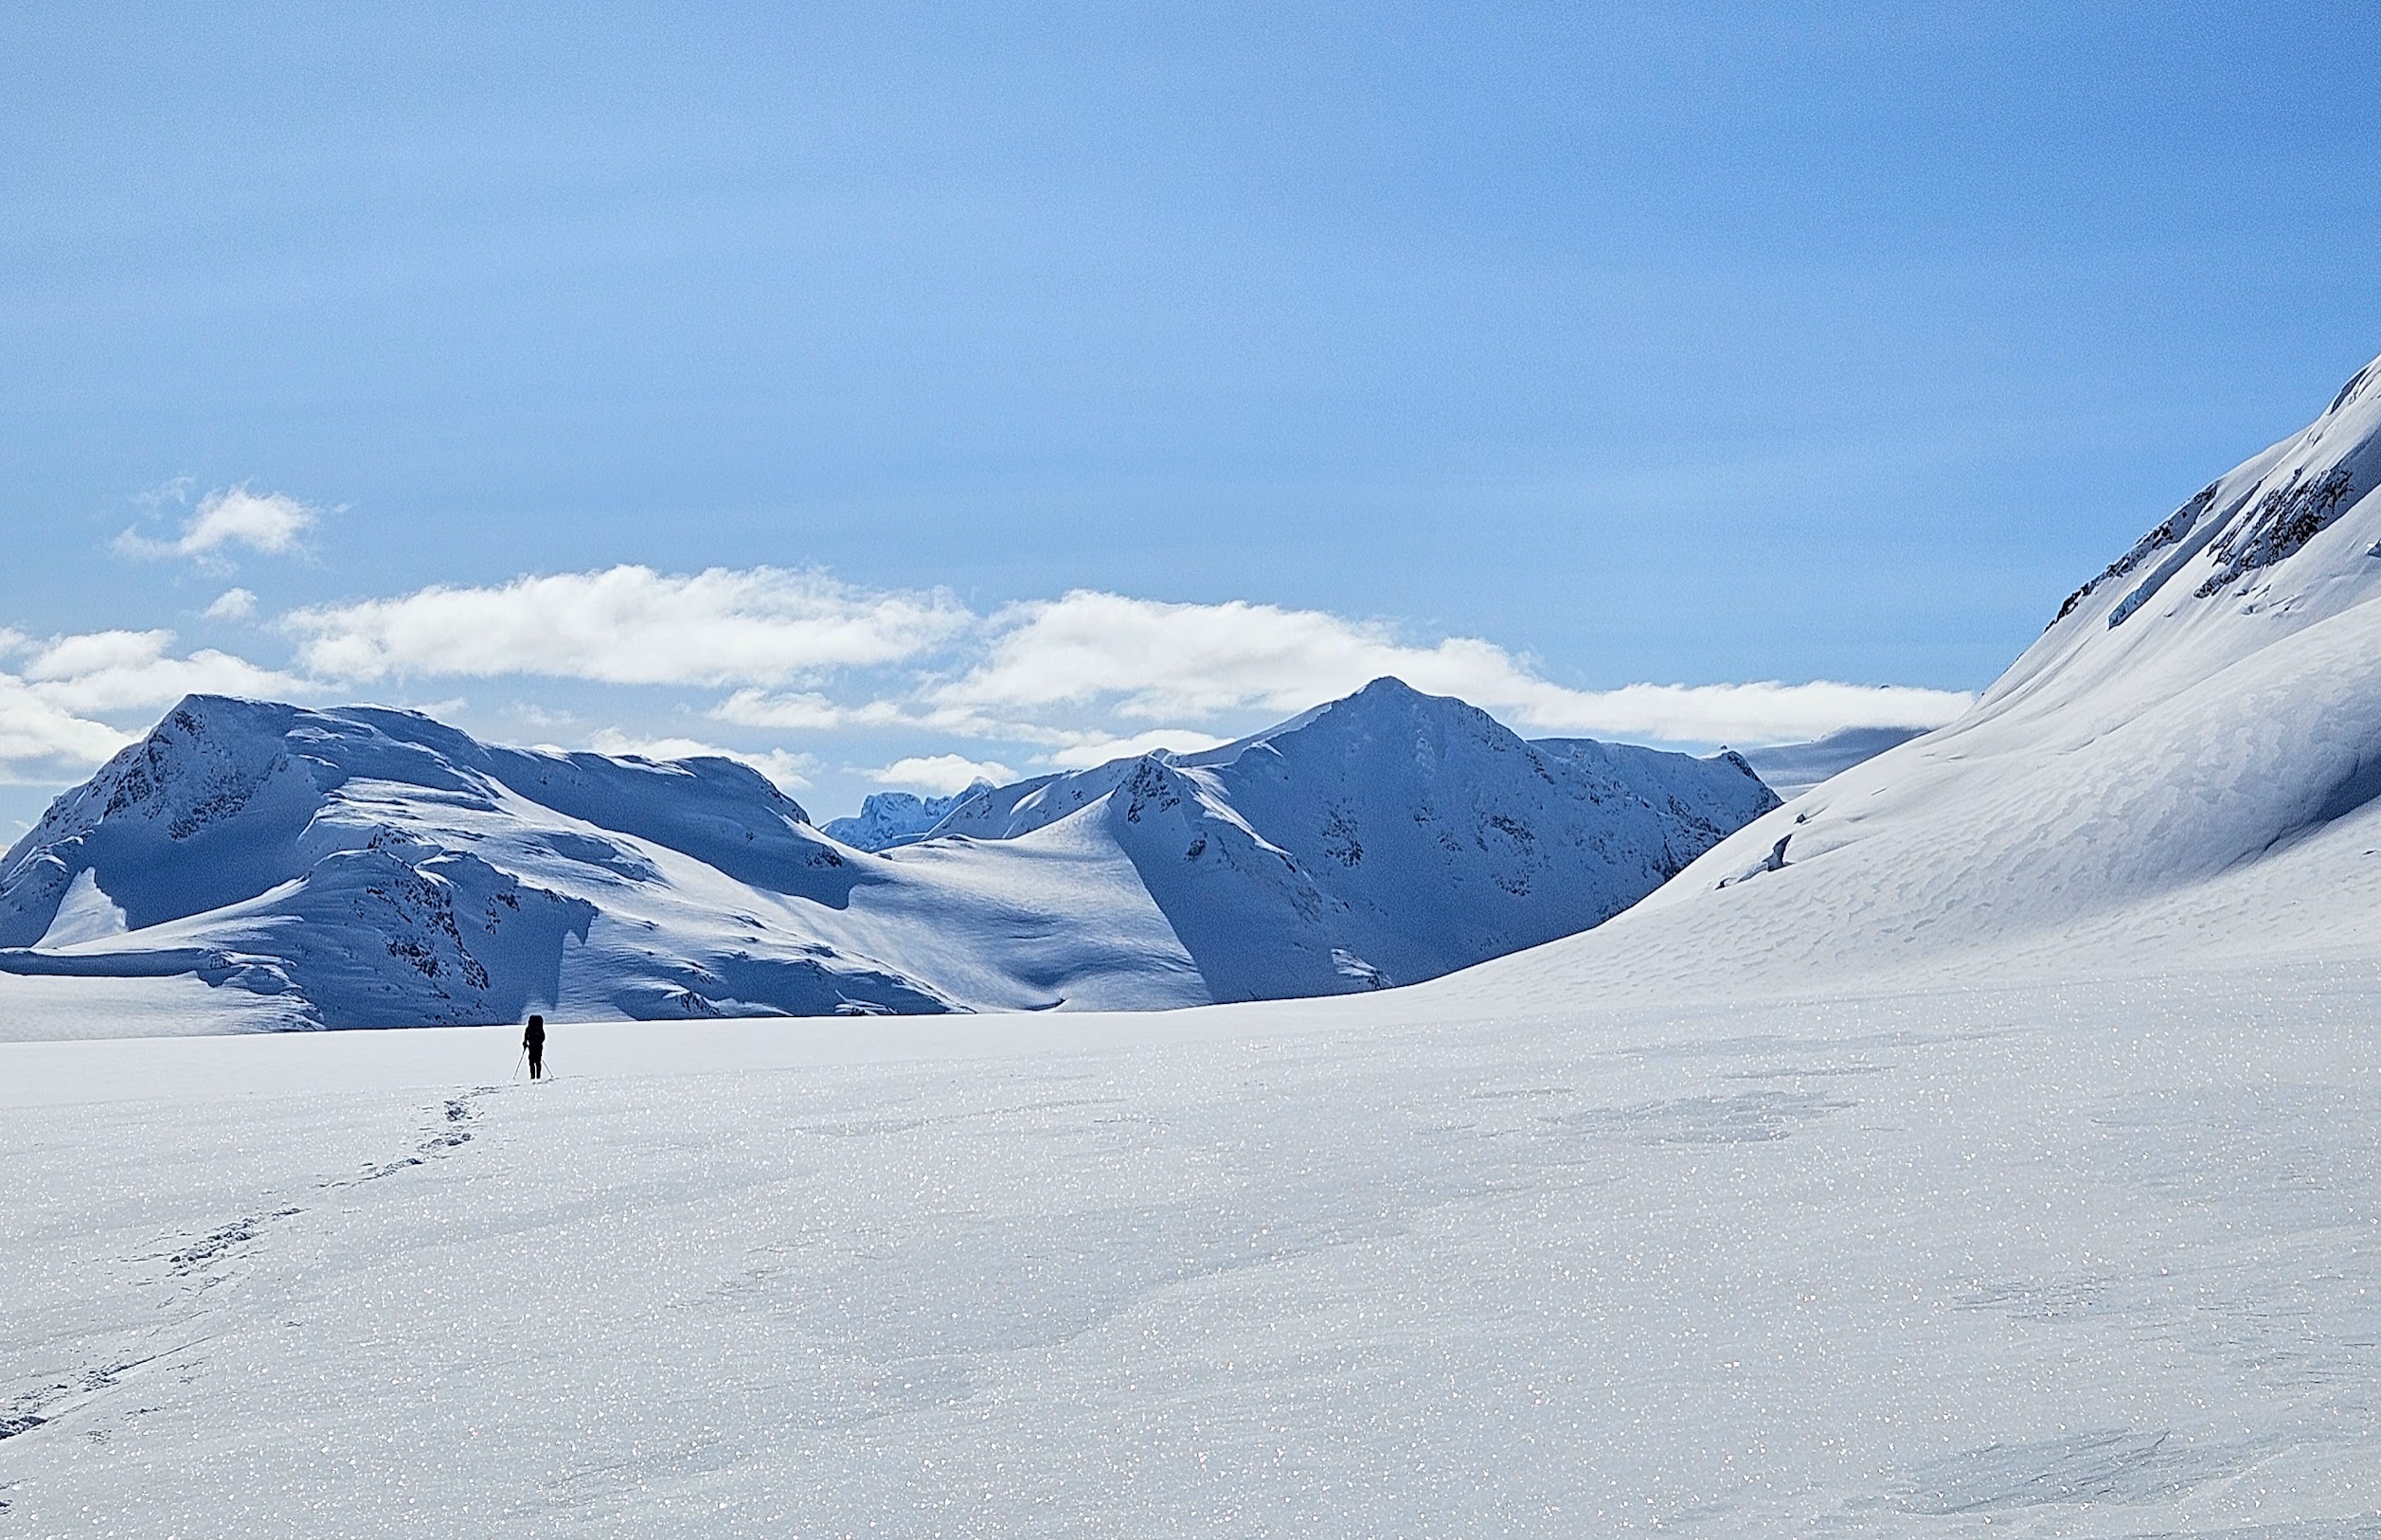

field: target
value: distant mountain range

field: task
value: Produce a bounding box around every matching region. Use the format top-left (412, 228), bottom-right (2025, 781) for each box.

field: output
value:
top-left (0, 678), bottom-right (1779, 1035)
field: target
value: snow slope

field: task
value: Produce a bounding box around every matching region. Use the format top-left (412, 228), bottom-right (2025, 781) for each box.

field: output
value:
top-left (0, 698), bottom-right (1173, 1033)
top-left (0, 683), bottom-right (1775, 1033)
top-left (1430, 348), bottom-right (2381, 1011)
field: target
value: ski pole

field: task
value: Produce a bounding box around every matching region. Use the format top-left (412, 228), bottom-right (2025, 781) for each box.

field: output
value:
top-left (513, 1044), bottom-right (527, 1082)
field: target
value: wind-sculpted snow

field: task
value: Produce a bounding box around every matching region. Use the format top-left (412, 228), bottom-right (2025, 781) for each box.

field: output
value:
top-left (0, 681), bottom-right (1774, 1032)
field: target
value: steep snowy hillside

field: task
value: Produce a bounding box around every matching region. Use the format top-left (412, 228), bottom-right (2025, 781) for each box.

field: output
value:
top-left (1443, 348), bottom-right (2381, 1008)
top-left (821, 785), bottom-right (988, 851)
top-left (0, 684), bottom-right (1776, 1034)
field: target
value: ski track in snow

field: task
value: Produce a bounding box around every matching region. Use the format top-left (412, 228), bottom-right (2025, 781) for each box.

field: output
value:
top-left (3, 963), bottom-right (2378, 1536)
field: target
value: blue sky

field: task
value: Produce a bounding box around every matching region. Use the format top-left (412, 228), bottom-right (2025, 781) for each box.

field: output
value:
top-left (4, 2), bottom-right (2376, 828)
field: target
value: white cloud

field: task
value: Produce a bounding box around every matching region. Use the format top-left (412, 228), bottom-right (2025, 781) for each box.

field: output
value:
top-left (0, 628), bottom-right (316, 784)
top-left (0, 675), bottom-right (134, 784)
top-left (868, 755), bottom-right (1016, 795)
top-left (951, 591), bottom-right (1404, 718)
top-left (710, 689), bottom-right (920, 732)
top-left (22, 630), bottom-right (175, 682)
top-left (17, 630), bottom-right (313, 715)
top-left (0, 571), bottom-right (1975, 800)
top-left (944, 590), bottom-right (1969, 744)
top-left (733, 750), bottom-right (822, 794)
top-left (584, 728), bottom-right (817, 791)
top-left (1045, 727), bottom-right (1231, 768)
top-left (205, 588), bottom-right (260, 622)
top-left (1484, 677), bottom-right (1973, 743)
top-left (117, 487), bottom-right (321, 566)
top-left (287, 566), bottom-right (969, 688)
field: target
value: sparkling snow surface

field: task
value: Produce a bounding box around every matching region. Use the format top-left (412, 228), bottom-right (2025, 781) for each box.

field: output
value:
top-left (5, 960), bottom-right (2377, 1536)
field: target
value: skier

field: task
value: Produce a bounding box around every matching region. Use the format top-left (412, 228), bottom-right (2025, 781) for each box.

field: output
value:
top-left (524, 1013), bottom-right (546, 1081)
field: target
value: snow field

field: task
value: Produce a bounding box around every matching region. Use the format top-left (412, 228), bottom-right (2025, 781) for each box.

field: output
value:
top-left (4, 961), bottom-right (2377, 1535)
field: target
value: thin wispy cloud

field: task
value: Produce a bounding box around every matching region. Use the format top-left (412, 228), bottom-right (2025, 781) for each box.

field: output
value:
top-left (116, 486), bottom-right (323, 568)
top-left (1046, 727), bottom-right (1231, 768)
top-left (710, 689), bottom-right (923, 733)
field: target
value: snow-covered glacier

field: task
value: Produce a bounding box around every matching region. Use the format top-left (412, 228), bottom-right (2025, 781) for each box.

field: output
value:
top-left (0, 679), bottom-right (1776, 1034)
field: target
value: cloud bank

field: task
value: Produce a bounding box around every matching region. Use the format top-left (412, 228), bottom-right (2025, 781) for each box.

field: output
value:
top-left (2, 564), bottom-right (1974, 797)
top-left (277, 566), bottom-right (1967, 748)
top-left (946, 591), bottom-right (1969, 744)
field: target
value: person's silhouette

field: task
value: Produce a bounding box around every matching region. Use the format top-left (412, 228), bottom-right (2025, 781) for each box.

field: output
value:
top-left (524, 1013), bottom-right (546, 1080)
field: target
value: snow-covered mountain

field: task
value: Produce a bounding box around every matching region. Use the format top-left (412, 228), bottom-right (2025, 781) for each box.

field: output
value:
top-left (917, 679), bottom-right (1778, 1000)
top-left (0, 698), bottom-right (981, 1031)
top-left (821, 785), bottom-right (989, 851)
top-left (1433, 348), bottom-right (2381, 1012)
top-left (37, 343), bottom-right (2372, 1043)
top-left (0, 680), bottom-right (1776, 1034)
